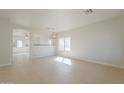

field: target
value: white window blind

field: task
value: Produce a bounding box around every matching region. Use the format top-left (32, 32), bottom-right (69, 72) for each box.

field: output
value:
top-left (65, 37), bottom-right (71, 51)
top-left (58, 37), bottom-right (71, 51)
top-left (58, 38), bottom-right (65, 51)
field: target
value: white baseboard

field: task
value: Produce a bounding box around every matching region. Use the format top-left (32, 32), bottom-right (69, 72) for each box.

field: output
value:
top-left (71, 57), bottom-right (124, 69)
top-left (0, 63), bottom-right (12, 67)
top-left (60, 55), bottom-right (124, 69)
top-left (0, 59), bottom-right (13, 67)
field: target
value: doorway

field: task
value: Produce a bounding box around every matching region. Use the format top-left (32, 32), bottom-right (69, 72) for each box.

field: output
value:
top-left (13, 29), bottom-right (30, 62)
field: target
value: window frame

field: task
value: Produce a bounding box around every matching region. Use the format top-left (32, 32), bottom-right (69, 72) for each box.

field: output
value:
top-left (58, 37), bottom-right (71, 51)
top-left (16, 40), bottom-right (23, 48)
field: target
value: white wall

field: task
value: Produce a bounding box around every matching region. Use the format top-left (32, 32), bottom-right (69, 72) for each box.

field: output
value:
top-left (30, 28), bottom-right (56, 58)
top-left (57, 16), bottom-right (124, 67)
top-left (30, 28), bottom-right (50, 45)
top-left (0, 18), bottom-right (12, 65)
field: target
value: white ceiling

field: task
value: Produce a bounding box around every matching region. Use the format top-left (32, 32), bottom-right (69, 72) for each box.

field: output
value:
top-left (0, 9), bottom-right (124, 32)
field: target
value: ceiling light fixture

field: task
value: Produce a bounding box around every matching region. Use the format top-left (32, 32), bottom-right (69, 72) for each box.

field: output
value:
top-left (84, 9), bottom-right (93, 15)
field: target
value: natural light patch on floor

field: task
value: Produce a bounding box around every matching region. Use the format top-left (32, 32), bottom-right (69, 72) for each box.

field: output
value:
top-left (55, 56), bottom-right (72, 66)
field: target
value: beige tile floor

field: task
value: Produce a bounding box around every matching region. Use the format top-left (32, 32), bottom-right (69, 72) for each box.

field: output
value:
top-left (0, 54), bottom-right (124, 84)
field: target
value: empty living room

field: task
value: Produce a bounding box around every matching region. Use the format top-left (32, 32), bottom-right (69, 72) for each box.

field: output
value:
top-left (0, 9), bottom-right (124, 84)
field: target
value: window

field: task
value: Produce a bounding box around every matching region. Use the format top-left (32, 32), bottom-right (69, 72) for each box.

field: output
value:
top-left (17, 40), bottom-right (23, 48)
top-left (65, 37), bottom-right (71, 51)
top-left (58, 37), bottom-right (71, 51)
top-left (49, 39), bottom-right (52, 46)
top-left (58, 38), bottom-right (64, 51)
